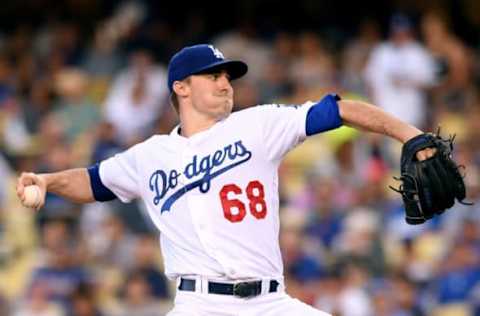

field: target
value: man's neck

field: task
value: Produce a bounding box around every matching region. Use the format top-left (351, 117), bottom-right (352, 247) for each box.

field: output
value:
top-left (178, 112), bottom-right (219, 138)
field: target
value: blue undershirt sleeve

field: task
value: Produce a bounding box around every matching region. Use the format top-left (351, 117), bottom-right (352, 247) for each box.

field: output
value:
top-left (305, 93), bottom-right (343, 136)
top-left (87, 164), bottom-right (117, 202)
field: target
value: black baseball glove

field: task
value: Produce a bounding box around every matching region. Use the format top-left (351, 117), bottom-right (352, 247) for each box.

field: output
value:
top-left (390, 132), bottom-right (470, 225)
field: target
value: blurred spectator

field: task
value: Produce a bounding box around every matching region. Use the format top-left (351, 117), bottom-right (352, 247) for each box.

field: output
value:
top-left (370, 281), bottom-right (396, 316)
top-left (272, 32), bottom-right (296, 63)
top-left (303, 176), bottom-right (344, 250)
top-left (313, 274), bottom-right (342, 315)
top-left (50, 22), bottom-right (83, 67)
top-left (257, 56), bottom-right (293, 103)
top-left (90, 122), bottom-right (123, 164)
top-left (68, 283), bottom-right (103, 316)
top-left (26, 220), bottom-right (91, 312)
top-left (116, 271), bottom-right (167, 316)
top-left (36, 113), bottom-right (67, 153)
top-left (130, 234), bottom-right (170, 300)
top-left (13, 280), bottom-right (64, 316)
top-left (213, 23), bottom-right (271, 83)
top-left (290, 32), bottom-right (336, 91)
top-left (391, 274), bottom-right (425, 316)
top-left (53, 68), bottom-right (100, 143)
top-left (398, 232), bottom-right (446, 287)
top-left (36, 219), bottom-right (70, 263)
top-left (0, 54), bottom-right (32, 154)
top-left (336, 264), bottom-right (373, 316)
top-left (20, 79), bottom-right (54, 134)
top-left (313, 126), bottom-right (364, 208)
top-left (257, 32), bottom-right (296, 103)
top-left (80, 24), bottom-right (125, 106)
top-left (103, 49), bottom-right (168, 146)
top-left (15, 51), bottom-right (36, 97)
top-left (1, 94), bottom-right (32, 155)
top-left (280, 212), bottom-right (325, 287)
top-left (341, 19), bottom-right (381, 96)
top-left (421, 10), bottom-right (474, 112)
top-left (434, 242), bottom-right (480, 304)
top-left (334, 208), bottom-right (386, 277)
top-left (364, 13), bottom-right (436, 129)
top-left (458, 219), bottom-right (480, 253)
top-left (81, 25), bottom-right (124, 79)
top-left (88, 213), bottom-right (138, 271)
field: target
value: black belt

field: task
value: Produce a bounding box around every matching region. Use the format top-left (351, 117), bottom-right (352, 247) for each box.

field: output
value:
top-left (178, 278), bottom-right (279, 298)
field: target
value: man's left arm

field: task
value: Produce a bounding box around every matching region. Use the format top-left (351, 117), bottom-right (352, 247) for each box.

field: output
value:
top-left (338, 100), bottom-right (434, 160)
top-left (336, 98), bottom-right (468, 224)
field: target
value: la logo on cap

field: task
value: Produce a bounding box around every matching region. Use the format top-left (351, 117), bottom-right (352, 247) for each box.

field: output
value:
top-left (208, 45), bottom-right (224, 59)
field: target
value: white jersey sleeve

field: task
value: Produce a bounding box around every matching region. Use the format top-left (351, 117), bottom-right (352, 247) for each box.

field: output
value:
top-left (253, 101), bottom-right (314, 162)
top-left (98, 145), bottom-right (140, 202)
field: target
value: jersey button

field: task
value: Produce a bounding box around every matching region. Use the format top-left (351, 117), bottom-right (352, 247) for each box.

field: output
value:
top-left (229, 268), bottom-right (236, 276)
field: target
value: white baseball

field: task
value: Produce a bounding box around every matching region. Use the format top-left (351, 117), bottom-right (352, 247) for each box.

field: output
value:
top-left (23, 185), bottom-right (42, 208)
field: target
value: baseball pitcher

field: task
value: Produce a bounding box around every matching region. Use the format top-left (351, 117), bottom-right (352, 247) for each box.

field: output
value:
top-left (17, 44), bottom-right (466, 315)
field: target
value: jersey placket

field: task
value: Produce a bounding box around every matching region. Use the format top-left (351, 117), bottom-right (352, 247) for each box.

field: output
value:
top-left (184, 137), bottom-right (235, 277)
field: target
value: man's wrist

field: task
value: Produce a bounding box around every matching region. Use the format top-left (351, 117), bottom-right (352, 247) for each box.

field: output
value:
top-left (400, 128), bottom-right (423, 144)
top-left (38, 174), bottom-right (51, 190)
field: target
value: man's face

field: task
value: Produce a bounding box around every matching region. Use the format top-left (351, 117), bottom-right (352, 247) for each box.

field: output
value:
top-left (391, 29), bottom-right (412, 46)
top-left (188, 70), bottom-right (234, 120)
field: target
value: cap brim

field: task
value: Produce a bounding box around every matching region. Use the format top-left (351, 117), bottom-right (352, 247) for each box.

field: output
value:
top-left (193, 60), bottom-right (248, 81)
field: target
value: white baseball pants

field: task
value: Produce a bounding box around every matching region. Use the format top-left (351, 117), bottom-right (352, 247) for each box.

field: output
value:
top-left (167, 277), bottom-right (331, 316)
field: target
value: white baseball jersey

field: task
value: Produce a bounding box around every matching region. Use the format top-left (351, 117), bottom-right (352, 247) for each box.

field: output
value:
top-left (96, 96), bottom-right (341, 281)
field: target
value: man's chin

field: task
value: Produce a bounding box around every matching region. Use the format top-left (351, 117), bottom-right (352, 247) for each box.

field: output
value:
top-left (213, 104), bottom-right (232, 120)
top-left (216, 108), bottom-right (232, 120)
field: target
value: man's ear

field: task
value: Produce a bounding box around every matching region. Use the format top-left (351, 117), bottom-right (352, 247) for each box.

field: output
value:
top-left (173, 80), bottom-right (189, 97)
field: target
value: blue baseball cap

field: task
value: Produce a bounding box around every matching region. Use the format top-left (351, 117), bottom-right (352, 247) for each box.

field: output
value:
top-left (167, 44), bottom-right (248, 93)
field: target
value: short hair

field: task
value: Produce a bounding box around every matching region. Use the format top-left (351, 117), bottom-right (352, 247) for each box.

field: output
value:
top-left (170, 77), bottom-right (191, 113)
top-left (170, 92), bottom-right (179, 113)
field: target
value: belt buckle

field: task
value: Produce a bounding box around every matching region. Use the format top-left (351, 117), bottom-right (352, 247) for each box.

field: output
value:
top-left (233, 282), bottom-right (255, 298)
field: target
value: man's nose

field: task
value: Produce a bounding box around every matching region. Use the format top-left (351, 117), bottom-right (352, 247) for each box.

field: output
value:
top-left (218, 74), bottom-right (232, 90)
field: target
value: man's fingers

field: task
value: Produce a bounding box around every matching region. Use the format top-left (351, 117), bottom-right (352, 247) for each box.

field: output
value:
top-left (16, 182), bottom-right (23, 196)
top-left (22, 172), bottom-right (36, 184)
top-left (425, 148), bottom-right (437, 158)
top-left (20, 172), bottom-right (39, 186)
top-left (416, 148), bottom-right (438, 161)
top-left (17, 172), bottom-right (40, 203)
top-left (35, 200), bottom-right (45, 211)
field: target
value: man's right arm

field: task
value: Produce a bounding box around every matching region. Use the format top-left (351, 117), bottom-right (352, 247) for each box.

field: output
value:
top-left (16, 168), bottom-right (96, 209)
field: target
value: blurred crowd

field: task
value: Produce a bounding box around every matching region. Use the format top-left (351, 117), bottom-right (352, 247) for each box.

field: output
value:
top-left (1, 1), bottom-right (480, 316)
